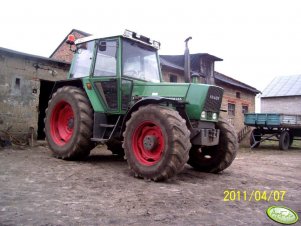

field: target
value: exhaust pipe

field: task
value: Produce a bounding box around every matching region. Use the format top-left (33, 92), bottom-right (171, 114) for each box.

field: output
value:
top-left (184, 37), bottom-right (192, 83)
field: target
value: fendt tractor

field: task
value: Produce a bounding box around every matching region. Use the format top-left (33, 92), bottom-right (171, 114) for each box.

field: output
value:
top-left (45, 30), bottom-right (238, 181)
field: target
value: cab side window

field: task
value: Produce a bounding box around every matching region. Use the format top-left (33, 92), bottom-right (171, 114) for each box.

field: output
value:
top-left (70, 41), bottom-right (94, 78)
top-left (94, 40), bottom-right (117, 77)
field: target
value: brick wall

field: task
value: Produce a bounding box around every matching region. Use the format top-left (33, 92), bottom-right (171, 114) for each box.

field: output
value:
top-left (161, 67), bottom-right (185, 83)
top-left (162, 67), bottom-right (206, 83)
top-left (261, 96), bottom-right (301, 114)
top-left (51, 31), bottom-right (87, 63)
top-left (0, 51), bottom-right (69, 140)
top-left (217, 82), bottom-right (255, 132)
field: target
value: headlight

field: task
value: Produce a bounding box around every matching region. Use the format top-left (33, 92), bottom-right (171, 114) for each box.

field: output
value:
top-left (201, 111), bottom-right (206, 119)
top-left (212, 113), bottom-right (217, 120)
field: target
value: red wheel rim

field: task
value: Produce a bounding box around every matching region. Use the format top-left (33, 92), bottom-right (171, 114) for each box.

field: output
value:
top-left (50, 101), bottom-right (74, 146)
top-left (132, 121), bottom-right (165, 166)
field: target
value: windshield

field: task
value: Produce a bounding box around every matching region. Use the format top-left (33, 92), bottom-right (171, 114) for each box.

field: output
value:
top-left (122, 40), bottom-right (160, 83)
top-left (69, 41), bottom-right (95, 78)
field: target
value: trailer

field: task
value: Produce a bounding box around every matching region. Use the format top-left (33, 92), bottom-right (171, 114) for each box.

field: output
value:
top-left (244, 113), bottom-right (301, 150)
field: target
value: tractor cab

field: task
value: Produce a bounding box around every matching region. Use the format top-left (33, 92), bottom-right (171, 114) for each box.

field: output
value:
top-left (67, 30), bottom-right (161, 82)
top-left (66, 30), bottom-right (162, 114)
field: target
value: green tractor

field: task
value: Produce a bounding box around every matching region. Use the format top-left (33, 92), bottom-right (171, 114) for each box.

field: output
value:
top-left (45, 30), bottom-right (238, 181)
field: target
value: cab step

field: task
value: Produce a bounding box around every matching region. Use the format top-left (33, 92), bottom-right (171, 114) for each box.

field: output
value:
top-left (99, 124), bottom-right (115, 128)
top-left (91, 138), bottom-right (109, 143)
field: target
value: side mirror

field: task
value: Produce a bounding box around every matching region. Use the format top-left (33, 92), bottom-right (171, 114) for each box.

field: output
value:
top-left (99, 42), bottom-right (107, 51)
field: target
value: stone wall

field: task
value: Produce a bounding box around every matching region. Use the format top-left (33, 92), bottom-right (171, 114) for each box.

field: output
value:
top-left (0, 49), bottom-right (69, 141)
top-left (261, 96), bottom-right (301, 114)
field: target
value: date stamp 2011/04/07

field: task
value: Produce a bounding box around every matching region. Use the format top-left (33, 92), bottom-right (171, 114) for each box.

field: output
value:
top-left (223, 190), bottom-right (287, 202)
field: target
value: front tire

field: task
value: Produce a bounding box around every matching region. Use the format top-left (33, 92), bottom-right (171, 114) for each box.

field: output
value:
top-left (123, 104), bottom-right (191, 181)
top-left (188, 117), bottom-right (238, 173)
top-left (45, 86), bottom-right (94, 160)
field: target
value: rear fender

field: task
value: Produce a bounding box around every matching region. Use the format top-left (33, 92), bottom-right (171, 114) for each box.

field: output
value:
top-left (50, 79), bottom-right (83, 97)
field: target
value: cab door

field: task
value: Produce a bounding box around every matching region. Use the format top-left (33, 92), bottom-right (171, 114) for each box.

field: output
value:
top-left (90, 39), bottom-right (120, 113)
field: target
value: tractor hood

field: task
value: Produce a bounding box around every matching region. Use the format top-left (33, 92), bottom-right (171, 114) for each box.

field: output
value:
top-left (132, 82), bottom-right (224, 120)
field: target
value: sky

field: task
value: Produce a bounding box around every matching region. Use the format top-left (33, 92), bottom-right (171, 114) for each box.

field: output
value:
top-left (1, 0), bottom-right (300, 93)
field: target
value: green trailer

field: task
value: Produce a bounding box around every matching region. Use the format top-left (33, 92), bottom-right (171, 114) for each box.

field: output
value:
top-left (244, 113), bottom-right (301, 150)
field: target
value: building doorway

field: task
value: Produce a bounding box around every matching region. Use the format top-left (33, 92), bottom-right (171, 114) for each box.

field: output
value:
top-left (37, 80), bottom-right (55, 140)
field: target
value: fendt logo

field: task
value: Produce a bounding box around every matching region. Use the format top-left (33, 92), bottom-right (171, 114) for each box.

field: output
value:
top-left (209, 95), bottom-right (220, 101)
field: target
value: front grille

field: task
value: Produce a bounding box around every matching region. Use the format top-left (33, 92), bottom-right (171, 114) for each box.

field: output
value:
top-left (203, 86), bottom-right (223, 112)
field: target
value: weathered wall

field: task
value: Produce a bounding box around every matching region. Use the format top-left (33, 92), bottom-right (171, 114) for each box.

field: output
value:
top-left (162, 67), bottom-right (206, 83)
top-left (261, 96), bottom-right (301, 114)
top-left (218, 82), bottom-right (256, 132)
top-left (0, 51), bottom-right (69, 140)
top-left (161, 67), bottom-right (185, 83)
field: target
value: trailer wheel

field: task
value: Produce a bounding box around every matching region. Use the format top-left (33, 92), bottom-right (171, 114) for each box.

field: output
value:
top-left (250, 129), bottom-right (261, 148)
top-left (45, 86), bottom-right (94, 159)
top-left (123, 104), bottom-right (191, 181)
top-left (188, 117), bottom-right (238, 173)
top-left (279, 131), bottom-right (290, 150)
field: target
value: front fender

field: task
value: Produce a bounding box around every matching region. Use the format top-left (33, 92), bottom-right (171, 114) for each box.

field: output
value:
top-left (120, 97), bottom-right (187, 136)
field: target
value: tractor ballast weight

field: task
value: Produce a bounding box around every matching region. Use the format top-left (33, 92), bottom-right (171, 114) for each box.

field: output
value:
top-left (45, 30), bottom-right (238, 181)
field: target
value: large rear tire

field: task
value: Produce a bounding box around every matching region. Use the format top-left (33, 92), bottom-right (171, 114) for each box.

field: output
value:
top-left (188, 117), bottom-right (238, 173)
top-left (45, 86), bottom-right (94, 160)
top-left (123, 104), bottom-right (191, 181)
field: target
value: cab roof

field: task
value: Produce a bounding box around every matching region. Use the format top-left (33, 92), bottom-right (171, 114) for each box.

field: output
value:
top-left (75, 30), bottom-right (161, 49)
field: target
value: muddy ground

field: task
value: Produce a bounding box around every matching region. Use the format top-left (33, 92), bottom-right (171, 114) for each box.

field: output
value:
top-left (0, 143), bottom-right (300, 226)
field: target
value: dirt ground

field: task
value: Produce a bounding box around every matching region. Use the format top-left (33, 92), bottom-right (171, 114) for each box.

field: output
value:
top-left (0, 143), bottom-right (300, 226)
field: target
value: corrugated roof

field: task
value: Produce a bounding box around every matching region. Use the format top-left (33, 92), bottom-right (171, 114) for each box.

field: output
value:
top-left (261, 74), bottom-right (301, 98)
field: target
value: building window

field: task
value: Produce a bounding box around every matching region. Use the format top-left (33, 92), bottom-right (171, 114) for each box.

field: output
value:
top-left (169, 74), bottom-right (177, 83)
top-left (228, 103), bottom-right (235, 116)
top-left (236, 92), bottom-right (241, 99)
top-left (15, 78), bottom-right (21, 89)
top-left (242, 105), bottom-right (249, 114)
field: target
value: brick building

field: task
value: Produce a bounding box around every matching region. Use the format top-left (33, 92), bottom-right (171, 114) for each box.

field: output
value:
top-left (50, 29), bottom-right (91, 63)
top-left (261, 75), bottom-right (301, 114)
top-left (0, 47), bottom-right (69, 143)
top-left (50, 29), bottom-right (260, 133)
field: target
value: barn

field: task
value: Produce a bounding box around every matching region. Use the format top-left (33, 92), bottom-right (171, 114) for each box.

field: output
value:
top-left (261, 74), bottom-right (301, 114)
